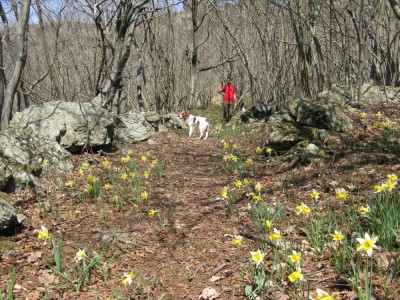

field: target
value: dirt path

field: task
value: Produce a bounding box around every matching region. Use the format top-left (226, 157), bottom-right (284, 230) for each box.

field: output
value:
top-left (139, 133), bottom-right (246, 299)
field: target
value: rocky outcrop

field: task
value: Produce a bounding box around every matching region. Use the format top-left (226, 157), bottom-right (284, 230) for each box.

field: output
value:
top-left (287, 98), bottom-right (353, 132)
top-left (0, 193), bottom-right (26, 232)
top-left (9, 101), bottom-right (114, 154)
top-left (114, 112), bottom-right (150, 144)
top-left (0, 127), bottom-right (73, 192)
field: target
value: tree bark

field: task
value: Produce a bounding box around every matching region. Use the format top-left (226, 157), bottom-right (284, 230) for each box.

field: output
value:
top-left (0, 0), bottom-right (31, 130)
top-left (35, 0), bottom-right (63, 100)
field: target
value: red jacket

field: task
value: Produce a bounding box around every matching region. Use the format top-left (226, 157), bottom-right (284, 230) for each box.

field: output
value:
top-left (220, 84), bottom-right (236, 102)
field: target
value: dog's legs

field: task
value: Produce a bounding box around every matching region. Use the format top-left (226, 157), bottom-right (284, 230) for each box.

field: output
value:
top-left (188, 126), bottom-right (194, 137)
top-left (199, 124), bottom-right (208, 139)
top-left (204, 129), bottom-right (208, 139)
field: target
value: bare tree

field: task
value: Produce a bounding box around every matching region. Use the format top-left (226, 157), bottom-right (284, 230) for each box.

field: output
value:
top-left (0, 0), bottom-right (32, 130)
top-left (83, 0), bottom-right (150, 114)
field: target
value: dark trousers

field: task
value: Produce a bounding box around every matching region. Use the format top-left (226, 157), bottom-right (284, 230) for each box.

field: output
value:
top-left (223, 102), bottom-right (234, 123)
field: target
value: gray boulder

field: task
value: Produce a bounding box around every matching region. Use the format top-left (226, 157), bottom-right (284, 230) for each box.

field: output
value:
top-left (0, 127), bottom-right (73, 192)
top-left (288, 98), bottom-right (353, 132)
top-left (267, 114), bottom-right (308, 151)
top-left (0, 194), bottom-right (26, 231)
top-left (9, 101), bottom-right (114, 154)
top-left (114, 111), bottom-right (150, 144)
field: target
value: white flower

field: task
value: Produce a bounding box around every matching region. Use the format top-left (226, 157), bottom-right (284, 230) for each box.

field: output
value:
top-left (356, 232), bottom-right (379, 257)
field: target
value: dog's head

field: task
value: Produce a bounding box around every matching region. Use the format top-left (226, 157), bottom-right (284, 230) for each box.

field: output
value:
top-left (179, 111), bottom-right (190, 120)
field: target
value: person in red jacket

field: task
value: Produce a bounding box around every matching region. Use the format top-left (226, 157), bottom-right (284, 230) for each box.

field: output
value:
top-left (219, 78), bottom-right (236, 123)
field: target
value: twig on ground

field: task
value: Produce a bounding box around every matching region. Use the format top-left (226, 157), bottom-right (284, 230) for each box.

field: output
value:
top-left (189, 263), bottom-right (206, 281)
top-left (209, 263), bottom-right (230, 277)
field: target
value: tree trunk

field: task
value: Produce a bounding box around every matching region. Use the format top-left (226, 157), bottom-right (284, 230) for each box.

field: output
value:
top-left (0, 0), bottom-right (31, 130)
top-left (0, 34), bottom-right (4, 117)
top-left (35, 0), bottom-right (63, 100)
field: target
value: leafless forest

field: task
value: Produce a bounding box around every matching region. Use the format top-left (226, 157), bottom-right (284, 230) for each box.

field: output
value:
top-left (0, 0), bottom-right (400, 129)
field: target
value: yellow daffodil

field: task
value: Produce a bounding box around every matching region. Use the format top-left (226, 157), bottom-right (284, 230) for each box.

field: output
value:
top-left (122, 272), bottom-right (134, 287)
top-left (121, 156), bottom-right (130, 163)
top-left (349, 108), bottom-right (355, 113)
top-left (255, 147), bottom-right (262, 154)
top-left (129, 172), bottom-right (136, 178)
top-left (146, 151), bottom-right (151, 157)
top-left (385, 120), bottom-right (394, 128)
top-left (232, 235), bottom-right (243, 245)
top-left (387, 174), bottom-right (398, 183)
top-left (141, 191), bottom-right (148, 199)
top-left (127, 150), bottom-right (133, 155)
top-left (314, 288), bottom-right (335, 300)
top-left (265, 220), bottom-right (272, 229)
top-left (250, 249), bottom-right (265, 267)
top-left (243, 178), bottom-right (250, 185)
top-left (335, 188), bottom-right (348, 200)
top-left (65, 180), bottom-right (74, 187)
top-left (81, 162), bottom-right (89, 169)
top-left (141, 156), bottom-right (147, 162)
top-left (360, 112), bottom-right (367, 118)
top-left (86, 185), bottom-right (93, 192)
top-left (148, 210), bottom-right (157, 216)
top-left (331, 230), bottom-right (344, 242)
top-left (269, 228), bottom-right (281, 242)
top-left (358, 205), bottom-right (370, 215)
top-left (356, 232), bottom-right (378, 257)
top-left (104, 183), bottom-right (112, 189)
top-left (374, 184), bottom-right (385, 193)
top-left (121, 173), bottom-right (129, 180)
top-left (235, 180), bottom-right (242, 188)
top-left (222, 155), bottom-right (229, 161)
top-left (38, 225), bottom-right (51, 240)
top-left (288, 250), bottom-right (302, 264)
top-left (223, 142), bottom-right (229, 149)
top-left (310, 189), bottom-right (321, 201)
top-left (254, 183), bottom-right (262, 192)
top-left (221, 191), bottom-right (229, 199)
top-left (232, 145), bottom-right (238, 150)
top-left (295, 203), bottom-right (311, 215)
top-left (229, 154), bottom-right (238, 162)
top-left (143, 171), bottom-right (150, 179)
top-left (78, 169), bottom-right (85, 175)
top-left (42, 159), bottom-right (49, 166)
top-left (102, 160), bottom-right (110, 167)
top-left (375, 111), bottom-right (382, 118)
top-left (252, 194), bottom-right (261, 201)
top-left (288, 268), bottom-right (303, 282)
top-left (75, 249), bottom-right (86, 261)
top-left (87, 175), bottom-right (98, 183)
top-left (150, 160), bottom-right (157, 168)
top-left (265, 148), bottom-right (273, 154)
top-left (384, 180), bottom-right (395, 191)
top-left (246, 158), bottom-right (253, 165)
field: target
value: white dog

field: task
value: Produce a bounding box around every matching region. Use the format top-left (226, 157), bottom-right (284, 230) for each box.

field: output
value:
top-left (179, 111), bottom-right (209, 139)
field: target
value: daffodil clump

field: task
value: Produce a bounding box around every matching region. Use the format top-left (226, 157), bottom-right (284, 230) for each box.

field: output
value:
top-left (335, 188), bottom-right (348, 200)
top-left (374, 173), bottom-right (397, 193)
top-left (122, 272), bottom-right (135, 287)
top-left (38, 225), bottom-right (51, 243)
top-left (86, 174), bottom-right (100, 198)
top-left (232, 235), bottom-right (243, 245)
top-left (295, 203), bottom-right (311, 215)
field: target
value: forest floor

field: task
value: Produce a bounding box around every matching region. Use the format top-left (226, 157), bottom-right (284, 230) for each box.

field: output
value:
top-left (0, 104), bottom-right (400, 300)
